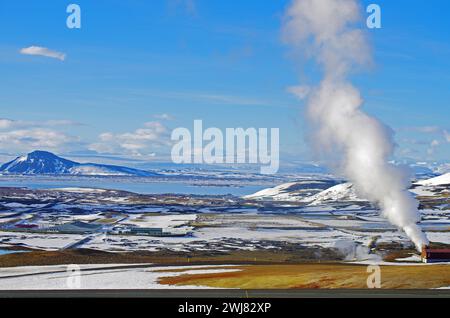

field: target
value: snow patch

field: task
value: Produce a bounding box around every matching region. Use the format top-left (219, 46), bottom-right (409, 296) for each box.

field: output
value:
top-left (415, 173), bottom-right (450, 186)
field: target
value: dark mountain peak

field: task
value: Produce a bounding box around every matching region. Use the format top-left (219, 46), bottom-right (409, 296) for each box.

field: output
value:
top-left (0, 150), bottom-right (77, 174)
top-left (24, 150), bottom-right (76, 163)
top-left (28, 150), bottom-right (59, 158)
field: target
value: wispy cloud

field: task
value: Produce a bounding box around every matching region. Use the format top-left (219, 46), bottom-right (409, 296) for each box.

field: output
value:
top-left (89, 121), bottom-right (170, 157)
top-left (444, 130), bottom-right (450, 143)
top-left (0, 118), bottom-right (82, 130)
top-left (190, 93), bottom-right (268, 106)
top-left (0, 118), bottom-right (83, 154)
top-left (403, 125), bottom-right (450, 140)
top-left (0, 128), bottom-right (78, 154)
top-left (0, 117), bottom-right (170, 157)
top-left (19, 46), bottom-right (66, 61)
top-left (134, 90), bottom-right (275, 107)
top-left (0, 119), bottom-right (15, 130)
top-left (287, 85), bottom-right (310, 100)
top-left (404, 126), bottom-right (443, 134)
top-left (401, 125), bottom-right (450, 157)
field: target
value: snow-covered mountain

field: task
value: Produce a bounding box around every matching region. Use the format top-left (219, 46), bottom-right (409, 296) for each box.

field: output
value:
top-left (303, 182), bottom-right (367, 205)
top-left (0, 151), bottom-right (158, 177)
top-left (415, 173), bottom-right (450, 186)
top-left (0, 151), bottom-right (77, 174)
top-left (411, 173), bottom-right (450, 197)
top-left (245, 172), bottom-right (450, 204)
top-left (243, 179), bottom-right (338, 202)
top-left (244, 180), bottom-right (367, 204)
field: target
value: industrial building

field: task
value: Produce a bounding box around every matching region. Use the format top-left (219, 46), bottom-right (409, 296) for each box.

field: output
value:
top-left (112, 225), bottom-right (190, 237)
top-left (46, 221), bottom-right (103, 234)
top-left (421, 246), bottom-right (450, 263)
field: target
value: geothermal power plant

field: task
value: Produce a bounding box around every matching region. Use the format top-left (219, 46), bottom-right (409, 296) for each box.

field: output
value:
top-left (422, 246), bottom-right (450, 263)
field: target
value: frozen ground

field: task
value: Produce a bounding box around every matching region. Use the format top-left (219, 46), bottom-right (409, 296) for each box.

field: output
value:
top-left (1, 207), bottom-right (447, 253)
top-left (0, 172), bottom-right (448, 258)
top-left (0, 232), bottom-right (84, 250)
top-left (0, 264), bottom-right (240, 289)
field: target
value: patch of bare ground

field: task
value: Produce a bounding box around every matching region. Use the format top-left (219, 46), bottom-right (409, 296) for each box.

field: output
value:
top-left (158, 264), bottom-right (450, 289)
top-left (0, 246), bottom-right (343, 268)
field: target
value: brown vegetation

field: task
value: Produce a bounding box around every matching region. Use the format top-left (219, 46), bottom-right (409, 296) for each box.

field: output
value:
top-left (159, 264), bottom-right (450, 289)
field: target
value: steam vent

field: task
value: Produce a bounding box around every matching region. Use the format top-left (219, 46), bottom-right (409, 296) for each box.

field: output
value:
top-left (421, 245), bottom-right (450, 263)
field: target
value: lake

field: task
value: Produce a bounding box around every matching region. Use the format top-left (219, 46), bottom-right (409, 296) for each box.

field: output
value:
top-left (0, 249), bottom-right (28, 256)
top-left (0, 176), bottom-right (267, 196)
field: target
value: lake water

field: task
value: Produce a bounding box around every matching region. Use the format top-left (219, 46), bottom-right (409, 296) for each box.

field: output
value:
top-left (0, 176), bottom-right (267, 196)
top-left (0, 249), bottom-right (27, 256)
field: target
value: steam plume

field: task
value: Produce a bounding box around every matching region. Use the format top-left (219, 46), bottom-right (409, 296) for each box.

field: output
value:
top-left (283, 0), bottom-right (428, 251)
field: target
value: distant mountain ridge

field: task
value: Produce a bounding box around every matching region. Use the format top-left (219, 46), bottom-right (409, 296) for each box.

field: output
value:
top-left (245, 173), bottom-right (450, 203)
top-left (0, 151), bottom-right (158, 177)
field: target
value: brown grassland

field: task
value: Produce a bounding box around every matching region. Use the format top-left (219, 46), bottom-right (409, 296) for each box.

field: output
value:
top-left (157, 264), bottom-right (450, 289)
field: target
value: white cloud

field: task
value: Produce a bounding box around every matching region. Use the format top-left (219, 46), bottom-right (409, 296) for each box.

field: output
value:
top-left (0, 118), bottom-right (81, 130)
top-left (89, 121), bottom-right (170, 156)
top-left (159, 91), bottom-right (271, 106)
top-left (20, 46), bottom-right (66, 61)
top-left (430, 139), bottom-right (440, 147)
top-left (412, 126), bottom-right (442, 134)
top-left (0, 118), bottom-right (84, 155)
top-left (129, 89), bottom-right (277, 107)
top-left (0, 119), bottom-right (15, 130)
top-left (403, 125), bottom-right (450, 157)
top-left (0, 128), bottom-right (77, 154)
top-left (44, 119), bottom-right (82, 126)
top-left (426, 137), bottom-right (447, 156)
top-left (287, 85), bottom-right (310, 100)
top-left (444, 130), bottom-right (450, 143)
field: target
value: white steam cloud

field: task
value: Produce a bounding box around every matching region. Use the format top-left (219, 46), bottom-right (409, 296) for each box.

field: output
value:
top-left (283, 0), bottom-right (428, 251)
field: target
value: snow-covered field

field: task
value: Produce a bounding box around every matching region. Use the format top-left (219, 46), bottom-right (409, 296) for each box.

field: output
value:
top-left (0, 264), bottom-right (240, 290)
top-left (2, 208), bottom-right (443, 253)
top-left (0, 232), bottom-right (84, 250)
top-left (123, 214), bottom-right (196, 229)
top-left (0, 172), bottom-right (448, 261)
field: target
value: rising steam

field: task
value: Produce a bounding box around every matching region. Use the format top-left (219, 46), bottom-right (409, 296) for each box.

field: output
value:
top-left (283, 0), bottom-right (428, 251)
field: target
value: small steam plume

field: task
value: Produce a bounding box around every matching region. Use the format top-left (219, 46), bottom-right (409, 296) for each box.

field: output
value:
top-left (283, 0), bottom-right (428, 251)
top-left (333, 240), bottom-right (381, 262)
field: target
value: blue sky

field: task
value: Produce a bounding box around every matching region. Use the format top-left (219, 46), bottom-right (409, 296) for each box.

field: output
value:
top-left (0, 0), bottom-right (448, 164)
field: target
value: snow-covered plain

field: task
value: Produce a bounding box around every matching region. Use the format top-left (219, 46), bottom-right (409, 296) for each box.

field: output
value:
top-left (0, 232), bottom-right (84, 250)
top-left (246, 173), bottom-right (449, 204)
top-left (0, 264), bottom-right (241, 289)
top-left (0, 172), bottom-right (448, 264)
top-left (123, 214), bottom-right (197, 229)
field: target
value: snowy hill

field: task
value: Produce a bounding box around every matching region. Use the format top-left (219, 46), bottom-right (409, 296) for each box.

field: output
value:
top-left (243, 179), bottom-right (337, 202)
top-left (415, 173), bottom-right (450, 186)
top-left (0, 151), bottom-right (77, 174)
top-left (302, 182), bottom-right (367, 205)
top-left (0, 151), bottom-right (158, 177)
top-left (411, 173), bottom-right (450, 197)
top-left (244, 180), bottom-right (371, 205)
top-left (246, 173), bottom-right (450, 205)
